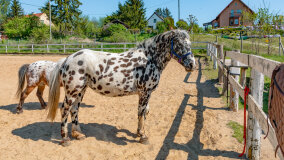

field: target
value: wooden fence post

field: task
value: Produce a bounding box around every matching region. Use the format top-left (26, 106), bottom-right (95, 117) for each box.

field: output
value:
top-left (246, 69), bottom-right (264, 160)
top-left (240, 68), bottom-right (247, 87)
top-left (101, 43), bottom-right (103, 51)
top-left (280, 36), bottom-right (282, 56)
top-left (217, 45), bottom-right (224, 83)
top-left (32, 44), bottom-right (34, 53)
top-left (229, 58), bottom-right (240, 112)
top-left (213, 45), bottom-right (217, 69)
top-left (63, 44), bottom-right (66, 53)
top-left (123, 43), bottom-right (126, 52)
top-left (5, 45), bottom-right (7, 54)
top-left (207, 43), bottom-right (210, 56)
top-left (18, 44), bottom-right (20, 53)
top-left (47, 44), bottom-right (49, 53)
top-left (210, 44), bottom-right (213, 61)
top-left (81, 44), bottom-right (84, 49)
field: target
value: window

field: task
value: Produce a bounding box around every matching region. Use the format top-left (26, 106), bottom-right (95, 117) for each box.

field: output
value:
top-left (230, 19), bottom-right (234, 25)
top-left (231, 10), bottom-right (234, 16)
top-left (40, 20), bottom-right (44, 24)
top-left (214, 22), bottom-right (218, 27)
top-left (234, 19), bottom-right (239, 25)
top-left (154, 19), bottom-right (156, 23)
top-left (237, 9), bottom-right (242, 14)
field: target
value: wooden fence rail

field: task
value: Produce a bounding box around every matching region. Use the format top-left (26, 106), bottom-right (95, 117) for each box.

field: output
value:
top-left (207, 42), bottom-right (283, 160)
top-left (0, 42), bottom-right (208, 54)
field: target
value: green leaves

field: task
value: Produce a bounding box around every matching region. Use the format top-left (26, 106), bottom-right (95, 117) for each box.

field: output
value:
top-left (3, 16), bottom-right (39, 39)
top-left (9, 0), bottom-right (23, 18)
top-left (40, 0), bottom-right (82, 34)
top-left (155, 7), bottom-right (172, 18)
top-left (107, 0), bottom-right (147, 30)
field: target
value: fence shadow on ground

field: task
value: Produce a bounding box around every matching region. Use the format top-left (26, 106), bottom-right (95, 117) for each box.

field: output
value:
top-left (12, 122), bottom-right (137, 146)
top-left (155, 57), bottom-right (243, 160)
top-left (0, 102), bottom-right (94, 114)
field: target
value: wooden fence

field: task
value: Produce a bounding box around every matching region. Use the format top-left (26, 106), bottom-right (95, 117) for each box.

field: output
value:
top-left (0, 41), bottom-right (208, 54)
top-left (207, 42), bottom-right (283, 160)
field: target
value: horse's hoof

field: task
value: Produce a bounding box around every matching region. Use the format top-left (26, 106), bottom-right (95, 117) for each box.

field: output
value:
top-left (60, 138), bottom-right (71, 147)
top-left (16, 109), bottom-right (23, 114)
top-left (41, 105), bottom-right (47, 109)
top-left (72, 131), bottom-right (86, 140)
top-left (137, 132), bottom-right (142, 137)
top-left (139, 136), bottom-right (149, 144)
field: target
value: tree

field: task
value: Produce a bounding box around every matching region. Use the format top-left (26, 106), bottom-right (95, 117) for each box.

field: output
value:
top-left (40, 0), bottom-right (82, 34)
top-left (9, 0), bottom-right (23, 18)
top-left (187, 14), bottom-right (198, 33)
top-left (4, 16), bottom-right (40, 39)
top-left (106, 0), bottom-right (147, 30)
top-left (176, 19), bottom-right (188, 30)
top-left (155, 7), bottom-right (172, 18)
top-left (0, 0), bottom-right (11, 29)
top-left (156, 17), bottom-right (175, 33)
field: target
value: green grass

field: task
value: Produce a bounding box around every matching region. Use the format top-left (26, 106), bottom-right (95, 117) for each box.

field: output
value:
top-left (227, 121), bottom-right (244, 143)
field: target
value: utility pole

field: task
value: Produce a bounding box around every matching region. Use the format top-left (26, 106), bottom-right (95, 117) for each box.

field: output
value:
top-left (178, 0), bottom-right (180, 21)
top-left (49, 0), bottom-right (52, 40)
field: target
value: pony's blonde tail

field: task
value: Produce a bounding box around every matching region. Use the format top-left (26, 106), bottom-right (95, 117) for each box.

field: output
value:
top-left (47, 62), bottom-right (63, 121)
top-left (16, 64), bottom-right (29, 98)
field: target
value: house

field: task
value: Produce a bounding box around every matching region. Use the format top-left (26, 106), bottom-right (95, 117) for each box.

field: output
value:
top-left (147, 12), bottom-right (164, 30)
top-left (203, 0), bottom-right (254, 29)
top-left (26, 13), bottom-right (54, 26)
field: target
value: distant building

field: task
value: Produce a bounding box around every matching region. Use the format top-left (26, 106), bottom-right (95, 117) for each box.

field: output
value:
top-left (203, 0), bottom-right (254, 29)
top-left (147, 12), bottom-right (164, 30)
top-left (26, 13), bottom-right (54, 26)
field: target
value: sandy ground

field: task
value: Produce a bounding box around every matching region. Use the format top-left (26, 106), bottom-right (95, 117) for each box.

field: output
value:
top-left (0, 55), bottom-right (279, 160)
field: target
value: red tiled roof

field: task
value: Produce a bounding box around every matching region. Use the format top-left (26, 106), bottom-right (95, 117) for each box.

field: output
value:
top-left (25, 13), bottom-right (44, 18)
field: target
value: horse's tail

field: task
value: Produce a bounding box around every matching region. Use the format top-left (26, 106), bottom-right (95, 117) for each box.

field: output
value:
top-left (47, 61), bottom-right (63, 121)
top-left (16, 64), bottom-right (29, 98)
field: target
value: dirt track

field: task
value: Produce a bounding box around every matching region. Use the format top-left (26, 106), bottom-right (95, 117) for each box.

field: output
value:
top-left (0, 55), bottom-right (278, 160)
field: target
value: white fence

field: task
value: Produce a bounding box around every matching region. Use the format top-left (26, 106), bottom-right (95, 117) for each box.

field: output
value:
top-left (207, 43), bottom-right (283, 160)
top-left (0, 42), bottom-right (208, 54)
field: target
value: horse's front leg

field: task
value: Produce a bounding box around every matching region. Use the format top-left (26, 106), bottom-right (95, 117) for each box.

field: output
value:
top-left (137, 91), bottom-right (151, 144)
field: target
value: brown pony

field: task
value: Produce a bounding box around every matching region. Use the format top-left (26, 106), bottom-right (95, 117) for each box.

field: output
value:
top-left (16, 59), bottom-right (65, 114)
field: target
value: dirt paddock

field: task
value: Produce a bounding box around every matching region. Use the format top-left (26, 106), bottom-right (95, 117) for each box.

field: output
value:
top-left (0, 55), bottom-right (278, 160)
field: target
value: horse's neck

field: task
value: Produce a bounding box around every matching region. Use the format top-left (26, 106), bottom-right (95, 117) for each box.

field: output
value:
top-left (140, 40), bottom-right (171, 71)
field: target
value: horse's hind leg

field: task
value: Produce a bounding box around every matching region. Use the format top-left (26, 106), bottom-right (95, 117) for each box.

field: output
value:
top-left (60, 95), bottom-right (75, 146)
top-left (71, 88), bottom-right (86, 140)
top-left (137, 91), bottom-right (152, 144)
top-left (16, 86), bottom-right (35, 114)
top-left (36, 84), bottom-right (47, 109)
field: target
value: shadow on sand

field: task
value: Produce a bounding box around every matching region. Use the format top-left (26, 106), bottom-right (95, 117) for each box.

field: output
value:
top-left (155, 57), bottom-right (244, 160)
top-left (0, 102), bottom-right (94, 114)
top-left (12, 122), bottom-right (138, 145)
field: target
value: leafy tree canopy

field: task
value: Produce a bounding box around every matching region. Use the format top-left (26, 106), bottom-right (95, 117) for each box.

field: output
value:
top-left (155, 7), bottom-right (172, 18)
top-left (9, 0), bottom-right (23, 18)
top-left (106, 0), bottom-right (147, 30)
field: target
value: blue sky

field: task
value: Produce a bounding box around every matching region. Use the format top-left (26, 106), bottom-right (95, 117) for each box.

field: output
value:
top-left (19, 0), bottom-right (284, 26)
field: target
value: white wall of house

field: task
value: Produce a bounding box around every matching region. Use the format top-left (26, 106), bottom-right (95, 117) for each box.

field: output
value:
top-left (147, 14), bottom-right (163, 30)
top-left (39, 13), bottom-right (54, 26)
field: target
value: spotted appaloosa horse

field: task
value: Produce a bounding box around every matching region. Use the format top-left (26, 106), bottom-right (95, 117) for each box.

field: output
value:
top-left (47, 29), bottom-right (196, 146)
top-left (16, 59), bottom-right (65, 114)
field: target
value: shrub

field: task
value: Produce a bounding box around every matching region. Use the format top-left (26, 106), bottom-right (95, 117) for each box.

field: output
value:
top-left (103, 31), bottom-right (134, 42)
top-left (156, 21), bottom-right (167, 33)
top-left (30, 25), bottom-right (50, 43)
top-left (101, 24), bottom-right (127, 37)
top-left (176, 20), bottom-right (189, 30)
